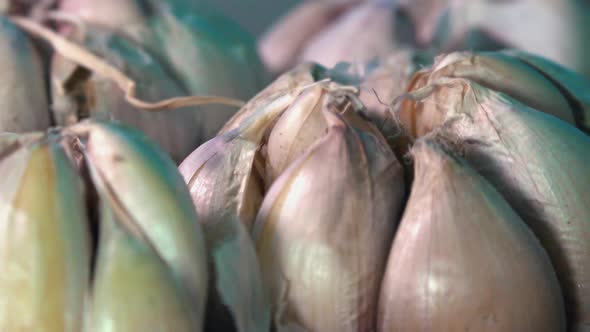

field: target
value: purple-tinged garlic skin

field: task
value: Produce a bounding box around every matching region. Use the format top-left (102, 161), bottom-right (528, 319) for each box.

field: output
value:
top-left (378, 139), bottom-right (566, 332)
top-left (254, 109), bottom-right (405, 332)
top-left (401, 77), bottom-right (590, 331)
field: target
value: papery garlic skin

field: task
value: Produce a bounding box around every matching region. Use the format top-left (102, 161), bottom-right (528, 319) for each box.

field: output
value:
top-left (77, 121), bottom-right (209, 331)
top-left (400, 77), bottom-right (590, 331)
top-left (265, 85), bottom-right (328, 183)
top-left (177, 88), bottom-right (310, 332)
top-left (378, 139), bottom-right (566, 332)
top-left (399, 50), bottom-right (590, 138)
top-left (220, 63), bottom-right (319, 135)
top-left (0, 134), bottom-right (89, 332)
top-left (265, 74), bottom-right (393, 185)
top-left (422, 52), bottom-right (576, 125)
top-left (254, 109), bottom-right (405, 332)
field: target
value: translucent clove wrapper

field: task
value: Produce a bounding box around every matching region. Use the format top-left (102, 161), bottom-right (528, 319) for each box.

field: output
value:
top-left (0, 133), bottom-right (89, 331)
top-left (265, 85), bottom-right (329, 183)
top-left (254, 109), bottom-right (405, 331)
top-left (219, 63), bottom-right (320, 135)
top-left (0, 16), bottom-right (49, 132)
top-left (402, 51), bottom-right (590, 136)
top-left (400, 78), bottom-right (590, 331)
top-left (358, 50), bottom-right (416, 120)
top-left (378, 140), bottom-right (566, 332)
top-left (88, 202), bottom-right (204, 331)
top-left (178, 88), bottom-right (307, 332)
top-left (74, 120), bottom-right (209, 331)
top-left (265, 82), bottom-right (387, 184)
top-left (355, 50), bottom-right (417, 158)
top-left (51, 27), bottom-right (203, 163)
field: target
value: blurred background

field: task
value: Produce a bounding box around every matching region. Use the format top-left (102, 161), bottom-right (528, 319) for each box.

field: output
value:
top-left (200, 0), bottom-right (300, 36)
top-left (243, 0), bottom-right (590, 79)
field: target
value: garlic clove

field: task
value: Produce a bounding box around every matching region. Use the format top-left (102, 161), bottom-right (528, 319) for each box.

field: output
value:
top-left (0, 134), bottom-right (89, 332)
top-left (72, 120), bottom-right (209, 329)
top-left (400, 77), bottom-right (590, 330)
top-left (265, 85), bottom-right (328, 183)
top-left (254, 108), bottom-right (405, 331)
top-left (177, 88), bottom-right (309, 332)
top-left (88, 200), bottom-right (203, 331)
top-left (378, 139), bottom-right (566, 332)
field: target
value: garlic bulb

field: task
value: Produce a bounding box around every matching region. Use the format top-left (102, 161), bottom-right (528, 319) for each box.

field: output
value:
top-left (412, 51), bottom-right (575, 125)
top-left (0, 120), bottom-right (209, 331)
top-left (89, 201), bottom-right (203, 331)
top-left (358, 50), bottom-right (416, 120)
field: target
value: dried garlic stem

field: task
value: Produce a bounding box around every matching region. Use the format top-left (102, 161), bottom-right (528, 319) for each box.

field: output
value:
top-left (10, 17), bottom-right (246, 111)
